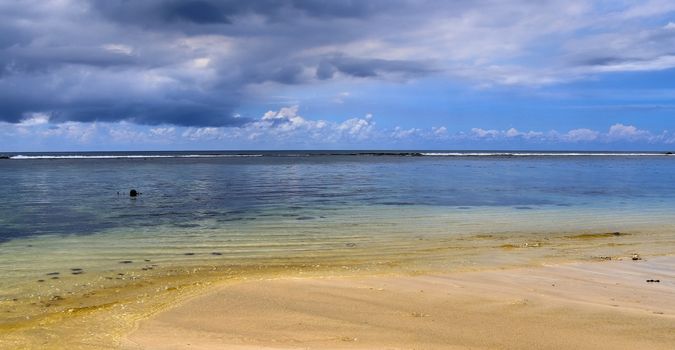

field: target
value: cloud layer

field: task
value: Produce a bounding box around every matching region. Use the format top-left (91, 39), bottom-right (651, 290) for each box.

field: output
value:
top-left (3, 107), bottom-right (674, 151)
top-left (1, 0), bottom-right (675, 129)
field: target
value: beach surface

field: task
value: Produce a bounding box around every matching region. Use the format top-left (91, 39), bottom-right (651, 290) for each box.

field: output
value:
top-left (3, 154), bottom-right (675, 349)
top-left (123, 256), bottom-right (675, 350)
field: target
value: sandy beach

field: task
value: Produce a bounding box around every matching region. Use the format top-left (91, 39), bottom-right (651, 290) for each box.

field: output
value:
top-left (5, 0), bottom-right (675, 346)
top-left (123, 255), bottom-right (675, 350)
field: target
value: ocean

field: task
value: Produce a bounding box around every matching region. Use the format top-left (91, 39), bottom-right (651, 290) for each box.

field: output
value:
top-left (1, 150), bottom-right (675, 345)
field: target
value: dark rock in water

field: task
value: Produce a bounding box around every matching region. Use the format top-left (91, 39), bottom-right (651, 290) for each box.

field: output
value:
top-left (71, 271), bottom-right (83, 275)
top-left (46, 272), bottom-right (60, 276)
top-left (37, 279), bottom-right (45, 283)
top-left (0, 155), bottom-right (10, 159)
top-left (119, 260), bottom-right (133, 264)
top-left (130, 189), bottom-right (139, 197)
top-left (666, 152), bottom-right (673, 155)
top-left (296, 216), bottom-right (316, 220)
top-left (70, 268), bottom-right (82, 271)
top-left (211, 252), bottom-right (222, 256)
top-left (345, 242), bottom-right (357, 248)
top-left (184, 252), bottom-right (195, 256)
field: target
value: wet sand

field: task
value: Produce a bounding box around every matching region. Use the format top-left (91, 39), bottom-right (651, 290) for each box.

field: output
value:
top-left (124, 256), bottom-right (675, 350)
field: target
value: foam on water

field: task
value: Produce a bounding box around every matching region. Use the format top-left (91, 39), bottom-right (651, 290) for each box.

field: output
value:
top-left (9, 154), bottom-right (263, 159)
top-left (420, 152), bottom-right (673, 157)
top-left (3, 151), bottom-right (673, 160)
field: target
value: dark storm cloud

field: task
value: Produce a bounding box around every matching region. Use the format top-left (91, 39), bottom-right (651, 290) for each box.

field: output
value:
top-left (0, 0), bottom-right (434, 126)
top-left (4, 46), bottom-right (137, 75)
top-left (319, 55), bottom-right (437, 79)
top-left (0, 93), bottom-right (248, 127)
top-left (164, 1), bottom-right (232, 24)
top-left (50, 102), bottom-right (247, 127)
top-left (92, 0), bottom-right (391, 27)
top-left (316, 61), bottom-right (337, 80)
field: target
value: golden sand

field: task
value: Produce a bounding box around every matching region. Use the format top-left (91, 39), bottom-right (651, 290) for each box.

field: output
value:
top-left (123, 256), bottom-right (675, 350)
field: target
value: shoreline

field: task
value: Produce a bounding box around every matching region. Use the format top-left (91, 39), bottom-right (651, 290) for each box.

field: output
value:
top-left (123, 256), bottom-right (675, 350)
top-left (2, 227), bottom-right (674, 349)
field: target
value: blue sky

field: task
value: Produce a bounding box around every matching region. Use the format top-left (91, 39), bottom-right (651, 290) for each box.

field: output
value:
top-left (1, 0), bottom-right (675, 151)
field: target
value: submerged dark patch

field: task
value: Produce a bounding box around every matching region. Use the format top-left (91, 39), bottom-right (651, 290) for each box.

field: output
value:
top-left (173, 223), bottom-right (201, 228)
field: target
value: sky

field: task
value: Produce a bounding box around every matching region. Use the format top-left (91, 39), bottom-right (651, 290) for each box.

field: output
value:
top-left (1, 0), bottom-right (675, 151)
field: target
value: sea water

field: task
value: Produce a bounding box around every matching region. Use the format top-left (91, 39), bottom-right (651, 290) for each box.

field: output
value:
top-left (1, 151), bottom-right (675, 347)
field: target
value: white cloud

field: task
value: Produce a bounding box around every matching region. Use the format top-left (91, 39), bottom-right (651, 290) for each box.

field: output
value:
top-left (42, 122), bottom-right (98, 143)
top-left (432, 126), bottom-right (448, 137)
top-left (505, 128), bottom-right (520, 137)
top-left (333, 92), bottom-right (351, 104)
top-left (391, 127), bottom-right (421, 139)
top-left (191, 57), bottom-right (211, 69)
top-left (607, 123), bottom-right (651, 140)
top-left (565, 128), bottom-right (599, 141)
top-left (337, 115), bottom-right (374, 139)
top-left (182, 127), bottom-right (224, 141)
top-left (224, 106), bottom-right (376, 144)
top-left (465, 123), bottom-right (662, 144)
top-left (150, 127), bottom-right (176, 137)
top-left (108, 127), bottom-right (145, 143)
top-left (19, 113), bottom-right (50, 126)
top-left (101, 43), bottom-right (134, 55)
top-left (470, 127), bottom-right (545, 140)
top-left (471, 128), bottom-right (500, 138)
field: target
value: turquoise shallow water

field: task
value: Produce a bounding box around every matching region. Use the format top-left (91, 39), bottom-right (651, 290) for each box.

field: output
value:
top-left (1, 151), bottom-right (675, 257)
